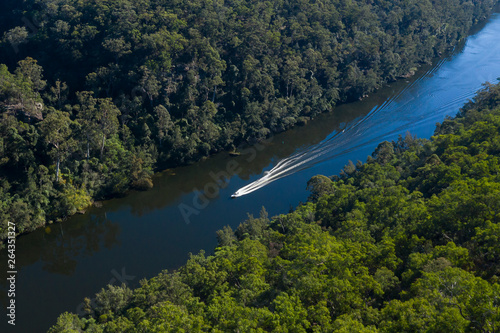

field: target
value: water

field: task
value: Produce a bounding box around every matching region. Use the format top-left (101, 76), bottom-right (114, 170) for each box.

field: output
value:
top-left (2, 12), bottom-right (500, 332)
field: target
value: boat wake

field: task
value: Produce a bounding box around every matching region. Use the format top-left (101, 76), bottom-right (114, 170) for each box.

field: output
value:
top-left (232, 27), bottom-right (500, 198)
top-left (231, 88), bottom-right (481, 198)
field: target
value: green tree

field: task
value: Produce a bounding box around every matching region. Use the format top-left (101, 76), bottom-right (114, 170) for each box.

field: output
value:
top-left (39, 109), bottom-right (74, 182)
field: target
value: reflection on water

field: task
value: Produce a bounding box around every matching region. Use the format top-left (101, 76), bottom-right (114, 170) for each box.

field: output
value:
top-left (0, 210), bottom-right (119, 280)
top-left (234, 15), bottom-right (500, 196)
top-left (96, 99), bottom-right (373, 217)
top-left (2, 11), bottom-right (500, 333)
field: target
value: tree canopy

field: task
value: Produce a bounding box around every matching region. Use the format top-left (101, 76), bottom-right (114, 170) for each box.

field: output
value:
top-left (0, 0), bottom-right (497, 243)
top-left (48, 82), bottom-right (500, 332)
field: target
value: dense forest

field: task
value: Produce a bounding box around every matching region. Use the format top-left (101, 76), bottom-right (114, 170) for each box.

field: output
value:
top-left (48, 82), bottom-right (500, 332)
top-left (0, 0), bottom-right (497, 241)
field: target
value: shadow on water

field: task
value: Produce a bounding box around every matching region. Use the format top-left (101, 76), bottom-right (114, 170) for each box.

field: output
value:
top-left (0, 68), bottom-right (427, 333)
top-left (2, 10), bottom-right (500, 333)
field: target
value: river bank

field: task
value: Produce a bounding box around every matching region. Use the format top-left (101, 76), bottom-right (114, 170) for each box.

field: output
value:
top-left (2, 9), bottom-right (500, 333)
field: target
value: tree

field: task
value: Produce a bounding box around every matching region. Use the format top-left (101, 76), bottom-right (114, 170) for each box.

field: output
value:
top-left (102, 37), bottom-right (132, 63)
top-left (272, 293), bottom-right (311, 332)
top-left (15, 57), bottom-right (46, 94)
top-left (372, 141), bottom-right (395, 165)
top-left (216, 225), bottom-right (236, 247)
top-left (75, 91), bottom-right (97, 160)
top-left (94, 284), bottom-right (133, 316)
top-left (47, 312), bottom-right (84, 333)
top-left (45, 80), bottom-right (69, 108)
top-left (3, 26), bottom-right (29, 52)
top-left (139, 66), bottom-right (160, 106)
top-left (154, 105), bottom-right (174, 147)
top-left (95, 98), bottom-right (121, 159)
top-left (39, 109), bottom-right (74, 182)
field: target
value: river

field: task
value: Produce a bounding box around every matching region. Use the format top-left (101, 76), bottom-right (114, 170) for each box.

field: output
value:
top-left (2, 12), bottom-right (500, 332)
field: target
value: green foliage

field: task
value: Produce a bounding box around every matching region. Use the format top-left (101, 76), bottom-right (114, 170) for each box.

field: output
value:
top-left (0, 0), bottom-right (497, 243)
top-left (94, 284), bottom-right (133, 321)
top-left (47, 313), bottom-right (85, 333)
top-left (50, 83), bottom-right (500, 332)
top-left (0, 62), bottom-right (155, 243)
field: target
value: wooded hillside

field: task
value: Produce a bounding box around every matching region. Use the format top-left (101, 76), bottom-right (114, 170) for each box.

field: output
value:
top-left (49, 82), bottom-right (500, 332)
top-left (0, 0), bottom-right (496, 240)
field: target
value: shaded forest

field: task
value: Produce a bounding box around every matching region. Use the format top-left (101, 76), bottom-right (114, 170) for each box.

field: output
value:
top-left (0, 0), bottom-right (497, 241)
top-left (49, 82), bottom-right (500, 332)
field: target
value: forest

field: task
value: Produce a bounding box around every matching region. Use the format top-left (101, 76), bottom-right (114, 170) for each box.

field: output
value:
top-left (47, 81), bottom-right (500, 332)
top-left (0, 0), bottom-right (497, 242)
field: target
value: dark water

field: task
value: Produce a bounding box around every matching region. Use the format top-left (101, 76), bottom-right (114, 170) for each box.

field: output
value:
top-left (2, 13), bottom-right (500, 332)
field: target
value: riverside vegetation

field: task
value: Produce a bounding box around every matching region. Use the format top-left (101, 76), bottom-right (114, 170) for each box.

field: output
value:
top-left (0, 0), bottom-right (497, 242)
top-left (48, 81), bottom-right (500, 332)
